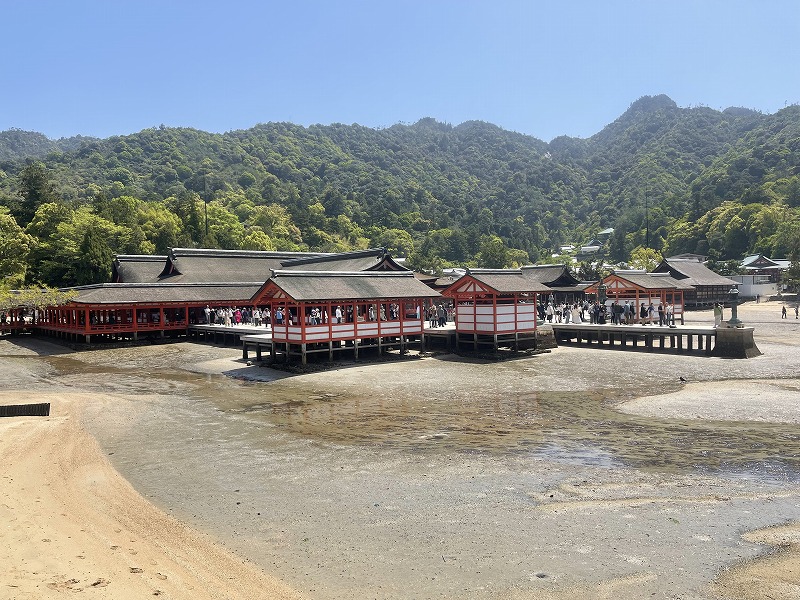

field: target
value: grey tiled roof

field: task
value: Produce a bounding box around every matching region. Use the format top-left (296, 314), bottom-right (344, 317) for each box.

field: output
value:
top-left (112, 255), bottom-right (168, 283)
top-left (158, 248), bottom-right (325, 283)
top-left (657, 259), bottom-right (737, 286)
top-left (69, 282), bottom-right (261, 305)
top-left (612, 272), bottom-right (695, 290)
top-left (280, 249), bottom-right (407, 272)
top-left (521, 264), bottom-right (581, 286)
top-left (450, 269), bottom-right (552, 294)
top-left (259, 271), bottom-right (440, 302)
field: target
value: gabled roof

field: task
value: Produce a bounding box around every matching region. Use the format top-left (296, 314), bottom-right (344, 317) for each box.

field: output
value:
top-left (279, 248), bottom-right (407, 272)
top-left (252, 271), bottom-right (440, 303)
top-left (586, 271), bottom-right (694, 293)
top-left (615, 272), bottom-right (694, 290)
top-left (742, 254), bottom-right (788, 270)
top-left (444, 269), bottom-right (552, 296)
top-left (158, 248), bottom-right (324, 283)
top-left (112, 255), bottom-right (168, 283)
top-left (66, 282), bottom-right (261, 305)
top-left (667, 253), bottom-right (708, 262)
top-left (521, 264), bottom-right (582, 287)
top-left (655, 259), bottom-right (737, 287)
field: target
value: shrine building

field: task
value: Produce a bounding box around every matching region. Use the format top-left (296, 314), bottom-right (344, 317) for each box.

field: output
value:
top-left (250, 270), bottom-right (439, 363)
top-left (442, 268), bottom-right (552, 352)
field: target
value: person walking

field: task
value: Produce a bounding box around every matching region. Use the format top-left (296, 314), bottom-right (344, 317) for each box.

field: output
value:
top-left (714, 303), bottom-right (723, 328)
top-left (782, 305), bottom-right (787, 319)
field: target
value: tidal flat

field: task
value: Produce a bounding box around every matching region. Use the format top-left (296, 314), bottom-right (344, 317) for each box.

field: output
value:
top-left (2, 301), bottom-right (799, 599)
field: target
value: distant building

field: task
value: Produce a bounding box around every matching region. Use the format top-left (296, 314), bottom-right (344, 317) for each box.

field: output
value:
top-left (740, 254), bottom-right (790, 284)
top-left (729, 254), bottom-right (792, 298)
top-left (575, 245), bottom-right (601, 261)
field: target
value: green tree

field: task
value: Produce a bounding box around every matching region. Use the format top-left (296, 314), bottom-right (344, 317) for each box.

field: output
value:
top-left (74, 227), bottom-right (113, 285)
top-left (477, 235), bottom-right (510, 268)
top-left (0, 212), bottom-right (33, 286)
top-left (370, 228), bottom-right (414, 257)
top-left (205, 201), bottom-right (245, 249)
top-left (241, 229), bottom-right (276, 251)
top-left (628, 246), bottom-right (663, 271)
top-left (15, 160), bottom-right (58, 226)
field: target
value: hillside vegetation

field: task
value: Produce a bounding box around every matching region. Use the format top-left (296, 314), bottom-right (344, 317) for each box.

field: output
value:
top-left (1, 94), bottom-right (799, 287)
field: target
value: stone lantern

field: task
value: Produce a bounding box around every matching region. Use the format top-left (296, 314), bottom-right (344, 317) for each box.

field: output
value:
top-left (597, 281), bottom-right (607, 305)
top-left (726, 286), bottom-right (742, 328)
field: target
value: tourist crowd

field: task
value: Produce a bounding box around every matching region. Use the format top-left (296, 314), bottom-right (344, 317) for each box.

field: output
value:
top-left (538, 300), bottom-right (677, 326)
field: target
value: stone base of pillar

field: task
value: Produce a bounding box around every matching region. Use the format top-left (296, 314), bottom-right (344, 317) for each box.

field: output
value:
top-left (711, 326), bottom-right (761, 359)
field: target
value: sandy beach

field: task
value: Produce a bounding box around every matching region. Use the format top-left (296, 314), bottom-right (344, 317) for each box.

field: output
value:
top-left (0, 389), bottom-right (304, 600)
top-left (1, 299), bottom-right (800, 599)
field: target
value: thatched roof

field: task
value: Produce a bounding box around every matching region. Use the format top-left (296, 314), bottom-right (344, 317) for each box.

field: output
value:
top-left (254, 271), bottom-right (440, 302)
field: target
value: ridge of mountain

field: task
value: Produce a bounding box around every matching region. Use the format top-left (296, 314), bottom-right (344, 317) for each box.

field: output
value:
top-left (1, 94), bottom-right (799, 288)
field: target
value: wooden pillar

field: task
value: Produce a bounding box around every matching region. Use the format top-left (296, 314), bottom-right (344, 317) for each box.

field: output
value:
top-left (299, 301), bottom-right (307, 350)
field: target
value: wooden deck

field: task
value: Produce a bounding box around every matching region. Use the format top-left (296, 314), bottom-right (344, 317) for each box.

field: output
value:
top-left (191, 321), bottom-right (731, 359)
top-left (551, 322), bottom-right (718, 354)
top-left (188, 324), bottom-right (271, 346)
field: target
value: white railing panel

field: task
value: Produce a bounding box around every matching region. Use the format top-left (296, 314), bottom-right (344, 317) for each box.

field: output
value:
top-left (305, 333), bottom-right (331, 341)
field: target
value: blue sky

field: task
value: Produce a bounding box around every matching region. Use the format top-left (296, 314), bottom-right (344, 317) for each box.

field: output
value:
top-left (3, 0), bottom-right (799, 142)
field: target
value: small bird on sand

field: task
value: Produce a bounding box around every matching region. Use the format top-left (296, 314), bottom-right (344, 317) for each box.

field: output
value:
top-left (679, 376), bottom-right (687, 383)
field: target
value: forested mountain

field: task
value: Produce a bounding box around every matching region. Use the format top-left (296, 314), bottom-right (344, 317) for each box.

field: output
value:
top-left (1, 94), bottom-right (799, 287)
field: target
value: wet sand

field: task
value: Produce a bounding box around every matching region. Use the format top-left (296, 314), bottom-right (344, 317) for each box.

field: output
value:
top-left (0, 388), bottom-right (304, 600)
top-left (2, 300), bottom-right (800, 599)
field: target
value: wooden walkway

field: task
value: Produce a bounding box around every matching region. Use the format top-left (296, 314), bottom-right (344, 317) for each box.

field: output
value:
top-left (192, 321), bottom-right (723, 359)
top-left (188, 324), bottom-right (271, 346)
top-left (551, 322), bottom-right (717, 354)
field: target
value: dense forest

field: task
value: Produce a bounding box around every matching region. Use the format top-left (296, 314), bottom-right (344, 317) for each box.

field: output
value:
top-left (1, 94), bottom-right (799, 288)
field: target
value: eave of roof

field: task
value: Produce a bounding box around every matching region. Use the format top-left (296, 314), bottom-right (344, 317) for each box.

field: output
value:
top-left (445, 269), bottom-right (552, 294)
top-left (66, 282), bottom-right (262, 305)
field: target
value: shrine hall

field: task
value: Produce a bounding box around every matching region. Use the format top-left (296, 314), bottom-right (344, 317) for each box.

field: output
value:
top-left (442, 268), bottom-right (552, 352)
